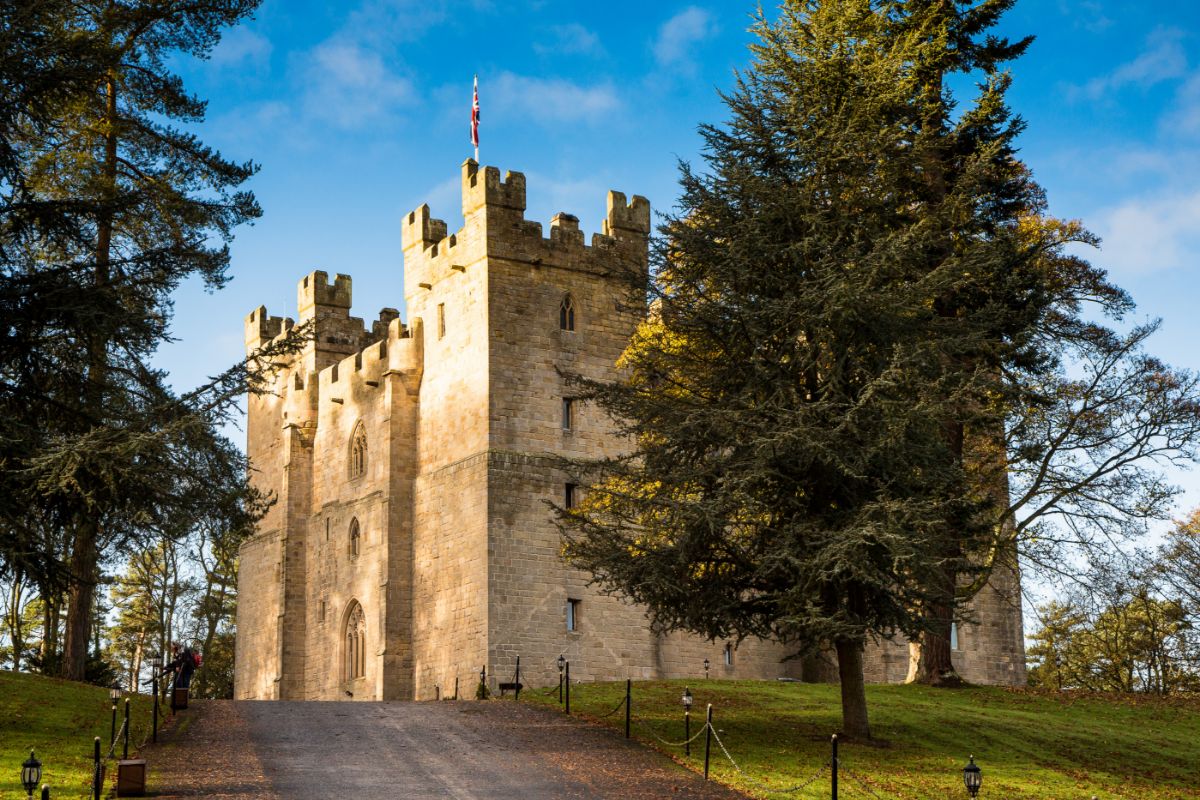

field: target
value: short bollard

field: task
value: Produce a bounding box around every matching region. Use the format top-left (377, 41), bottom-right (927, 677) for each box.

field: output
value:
top-left (92, 737), bottom-right (101, 800)
top-left (831, 734), bottom-right (838, 800)
top-left (564, 661), bottom-right (571, 714)
top-left (41, 786), bottom-right (50, 800)
top-left (624, 679), bottom-right (631, 739)
top-left (703, 704), bottom-right (713, 781)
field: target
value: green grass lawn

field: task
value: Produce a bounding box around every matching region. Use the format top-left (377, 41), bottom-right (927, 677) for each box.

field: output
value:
top-left (0, 670), bottom-right (162, 799)
top-left (524, 679), bottom-right (1200, 800)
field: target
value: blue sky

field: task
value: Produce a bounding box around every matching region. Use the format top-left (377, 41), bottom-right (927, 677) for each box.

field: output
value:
top-left (162, 0), bottom-right (1200, 516)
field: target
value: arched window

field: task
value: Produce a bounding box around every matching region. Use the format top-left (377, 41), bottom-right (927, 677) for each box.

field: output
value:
top-left (349, 422), bottom-right (367, 479)
top-left (348, 518), bottom-right (361, 559)
top-left (344, 601), bottom-right (366, 681)
top-left (559, 294), bottom-right (575, 332)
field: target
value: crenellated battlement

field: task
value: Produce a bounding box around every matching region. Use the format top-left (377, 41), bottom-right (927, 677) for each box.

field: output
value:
top-left (298, 270), bottom-right (353, 318)
top-left (245, 305), bottom-right (294, 352)
top-left (462, 160), bottom-right (526, 215)
top-left (316, 316), bottom-right (424, 404)
top-left (401, 161), bottom-right (651, 300)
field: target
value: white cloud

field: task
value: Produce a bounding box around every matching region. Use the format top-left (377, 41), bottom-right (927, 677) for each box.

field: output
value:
top-left (534, 23), bottom-right (604, 57)
top-left (1077, 26), bottom-right (1188, 100)
top-left (490, 72), bottom-right (620, 125)
top-left (209, 27), bottom-right (273, 71)
top-left (300, 40), bottom-right (414, 129)
top-left (653, 7), bottom-right (717, 73)
top-left (1092, 190), bottom-right (1200, 276)
top-left (1163, 72), bottom-right (1200, 137)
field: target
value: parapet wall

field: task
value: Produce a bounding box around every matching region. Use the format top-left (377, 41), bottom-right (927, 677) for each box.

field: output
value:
top-left (401, 160), bottom-right (651, 305)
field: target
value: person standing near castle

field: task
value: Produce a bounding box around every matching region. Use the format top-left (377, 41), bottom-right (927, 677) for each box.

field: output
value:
top-left (162, 641), bottom-right (197, 691)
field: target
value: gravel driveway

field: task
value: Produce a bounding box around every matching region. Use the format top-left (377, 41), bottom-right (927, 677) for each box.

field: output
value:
top-left (147, 699), bottom-right (748, 799)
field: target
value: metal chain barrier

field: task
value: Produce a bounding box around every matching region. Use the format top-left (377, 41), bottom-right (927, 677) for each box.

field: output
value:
top-left (634, 718), bottom-right (711, 747)
top-left (839, 762), bottom-right (891, 800)
top-left (592, 695), bottom-right (628, 719)
top-left (708, 724), bottom-right (830, 795)
top-left (104, 720), bottom-right (127, 760)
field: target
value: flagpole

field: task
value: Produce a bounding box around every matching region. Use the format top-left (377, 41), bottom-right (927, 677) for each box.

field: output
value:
top-left (472, 74), bottom-right (480, 164)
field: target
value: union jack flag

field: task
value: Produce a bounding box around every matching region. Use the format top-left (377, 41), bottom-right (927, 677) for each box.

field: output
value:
top-left (471, 75), bottom-right (480, 155)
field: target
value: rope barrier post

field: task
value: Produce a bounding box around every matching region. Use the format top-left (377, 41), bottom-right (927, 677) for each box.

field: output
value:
top-left (151, 669), bottom-right (159, 743)
top-left (109, 700), bottom-right (117, 753)
top-left (565, 661), bottom-right (571, 714)
top-left (41, 786), bottom-right (49, 800)
top-left (685, 703), bottom-right (691, 757)
top-left (123, 699), bottom-right (131, 760)
top-left (624, 679), bottom-right (631, 739)
top-left (831, 734), bottom-right (838, 800)
top-left (92, 737), bottom-right (101, 800)
top-left (558, 671), bottom-right (563, 704)
top-left (703, 704), bottom-right (713, 781)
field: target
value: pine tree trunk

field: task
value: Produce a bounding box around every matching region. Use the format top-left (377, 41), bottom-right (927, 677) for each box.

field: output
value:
top-left (835, 639), bottom-right (871, 740)
top-left (63, 71), bottom-right (119, 683)
top-left (61, 525), bottom-right (98, 679)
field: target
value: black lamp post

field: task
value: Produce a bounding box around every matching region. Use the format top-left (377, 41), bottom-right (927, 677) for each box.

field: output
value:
top-left (148, 654), bottom-right (163, 743)
top-left (21, 749), bottom-right (41, 799)
top-left (682, 687), bottom-right (694, 756)
top-left (703, 658), bottom-right (709, 680)
top-left (557, 654), bottom-right (565, 703)
top-left (109, 683), bottom-right (121, 751)
top-left (963, 755), bottom-right (982, 798)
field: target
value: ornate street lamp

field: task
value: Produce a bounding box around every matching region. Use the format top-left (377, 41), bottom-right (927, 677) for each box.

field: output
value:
top-left (556, 654), bottom-right (566, 704)
top-left (963, 755), bottom-right (982, 798)
top-left (703, 657), bottom-right (709, 680)
top-left (21, 750), bottom-right (41, 799)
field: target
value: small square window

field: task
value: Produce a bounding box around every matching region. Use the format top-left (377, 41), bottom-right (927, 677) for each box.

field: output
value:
top-left (437, 303), bottom-right (446, 339)
top-left (723, 642), bottom-right (733, 667)
top-left (565, 483), bottom-right (578, 508)
top-left (567, 598), bottom-right (581, 632)
top-left (562, 398), bottom-right (574, 431)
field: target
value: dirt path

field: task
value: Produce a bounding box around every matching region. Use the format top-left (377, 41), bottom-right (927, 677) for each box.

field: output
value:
top-left (145, 699), bottom-right (747, 799)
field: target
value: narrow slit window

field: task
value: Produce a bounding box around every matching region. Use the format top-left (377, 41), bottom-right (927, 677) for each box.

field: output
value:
top-left (559, 294), bottom-right (575, 331)
top-left (950, 622), bottom-right (959, 651)
top-left (723, 642), bottom-right (733, 666)
top-left (437, 303), bottom-right (446, 339)
top-left (565, 483), bottom-right (578, 509)
top-left (562, 398), bottom-right (574, 431)
top-left (349, 422), bottom-right (367, 479)
top-left (349, 518), bottom-right (361, 559)
top-left (567, 598), bottom-right (580, 632)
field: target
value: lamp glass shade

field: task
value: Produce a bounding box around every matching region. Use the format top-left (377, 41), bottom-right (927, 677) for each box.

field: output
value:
top-left (21, 750), bottom-right (41, 792)
top-left (703, 658), bottom-right (709, 669)
top-left (963, 756), bottom-right (982, 797)
top-left (557, 655), bottom-right (565, 673)
top-left (110, 686), bottom-right (121, 701)
top-left (682, 689), bottom-right (693, 708)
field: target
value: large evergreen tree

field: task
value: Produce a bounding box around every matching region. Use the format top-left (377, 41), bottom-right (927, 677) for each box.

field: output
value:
top-left (0, 0), bottom-right (303, 680)
top-left (559, 0), bottom-right (1047, 738)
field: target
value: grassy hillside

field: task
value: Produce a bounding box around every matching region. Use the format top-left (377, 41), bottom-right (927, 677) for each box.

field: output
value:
top-left (0, 670), bottom-right (160, 799)
top-left (526, 679), bottom-right (1200, 799)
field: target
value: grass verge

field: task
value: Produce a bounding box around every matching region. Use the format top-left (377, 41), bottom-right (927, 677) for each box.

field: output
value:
top-left (524, 679), bottom-right (1200, 799)
top-left (0, 670), bottom-right (163, 799)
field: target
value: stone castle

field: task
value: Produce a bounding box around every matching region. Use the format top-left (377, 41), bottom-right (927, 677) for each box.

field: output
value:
top-left (234, 160), bottom-right (1027, 701)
